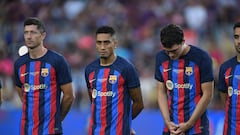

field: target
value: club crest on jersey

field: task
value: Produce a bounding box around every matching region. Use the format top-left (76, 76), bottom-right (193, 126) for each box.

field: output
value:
top-left (228, 86), bottom-right (233, 97)
top-left (23, 83), bottom-right (30, 92)
top-left (185, 67), bottom-right (193, 76)
top-left (109, 75), bottom-right (117, 84)
top-left (41, 68), bottom-right (49, 77)
top-left (166, 80), bottom-right (174, 90)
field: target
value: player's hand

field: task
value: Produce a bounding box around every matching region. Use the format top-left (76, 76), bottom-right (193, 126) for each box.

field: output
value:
top-left (166, 121), bottom-right (179, 134)
top-left (130, 128), bottom-right (136, 135)
top-left (174, 122), bottom-right (192, 135)
top-left (170, 133), bottom-right (185, 135)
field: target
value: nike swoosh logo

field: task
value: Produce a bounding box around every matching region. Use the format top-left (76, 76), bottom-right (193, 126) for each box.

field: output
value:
top-left (89, 79), bottom-right (96, 83)
top-left (163, 68), bottom-right (171, 72)
top-left (20, 72), bottom-right (29, 77)
top-left (225, 75), bottom-right (232, 79)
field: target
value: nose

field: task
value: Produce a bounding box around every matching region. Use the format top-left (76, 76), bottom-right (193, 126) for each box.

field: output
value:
top-left (168, 52), bottom-right (175, 58)
top-left (99, 44), bottom-right (106, 50)
top-left (24, 33), bottom-right (32, 39)
top-left (237, 38), bottom-right (240, 42)
top-left (98, 43), bottom-right (107, 49)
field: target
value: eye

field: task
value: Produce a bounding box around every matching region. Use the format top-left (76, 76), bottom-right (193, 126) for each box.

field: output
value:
top-left (96, 41), bottom-right (102, 45)
top-left (96, 40), bottom-right (112, 45)
top-left (234, 35), bottom-right (240, 39)
top-left (103, 40), bottom-right (111, 45)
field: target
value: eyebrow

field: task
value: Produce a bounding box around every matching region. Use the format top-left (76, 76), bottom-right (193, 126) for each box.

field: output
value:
top-left (96, 40), bottom-right (112, 45)
top-left (96, 40), bottom-right (111, 42)
top-left (234, 34), bottom-right (240, 38)
top-left (164, 46), bottom-right (180, 53)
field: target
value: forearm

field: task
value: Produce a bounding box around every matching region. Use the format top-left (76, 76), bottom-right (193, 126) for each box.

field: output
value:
top-left (220, 92), bottom-right (227, 107)
top-left (129, 87), bottom-right (144, 120)
top-left (187, 94), bottom-right (212, 127)
top-left (60, 94), bottom-right (74, 121)
top-left (0, 92), bottom-right (2, 106)
top-left (132, 101), bottom-right (144, 119)
top-left (158, 93), bottom-right (171, 124)
top-left (88, 91), bottom-right (92, 102)
top-left (157, 82), bottom-right (171, 124)
top-left (16, 86), bottom-right (23, 102)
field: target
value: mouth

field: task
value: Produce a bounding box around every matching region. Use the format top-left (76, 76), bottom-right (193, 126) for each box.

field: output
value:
top-left (99, 52), bottom-right (107, 55)
top-left (26, 41), bottom-right (33, 44)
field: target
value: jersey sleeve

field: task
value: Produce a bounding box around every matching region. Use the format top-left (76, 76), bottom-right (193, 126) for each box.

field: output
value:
top-left (126, 63), bottom-right (140, 89)
top-left (84, 66), bottom-right (90, 89)
top-left (155, 53), bottom-right (164, 82)
top-left (56, 55), bottom-right (72, 85)
top-left (200, 53), bottom-right (214, 83)
top-left (14, 61), bottom-right (22, 88)
top-left (218, 64), bottom-right (227, 93)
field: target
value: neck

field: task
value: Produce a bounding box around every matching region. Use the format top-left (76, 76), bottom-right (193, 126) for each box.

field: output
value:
top-left (100, 54), bottom-right (117, 66)
top-left (181, 44), bottom-right (190, 56)
top-left (29, 45), bottom-right (47, 59)
top-left (237, 55), bottom-right (240, 62)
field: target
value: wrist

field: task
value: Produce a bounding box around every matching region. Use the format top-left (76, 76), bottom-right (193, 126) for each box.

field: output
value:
top-left (165, 119), bottom-right (171, 125)
top-left (186, 120), bottom-right (194, 129)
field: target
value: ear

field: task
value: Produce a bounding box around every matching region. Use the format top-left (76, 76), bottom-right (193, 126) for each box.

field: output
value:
top-left (41, 32), bottom-right (46, 40)
top-left (114, 39), bottom-right (118, 48)
top-left (182, 40), bottom-right (185, 44)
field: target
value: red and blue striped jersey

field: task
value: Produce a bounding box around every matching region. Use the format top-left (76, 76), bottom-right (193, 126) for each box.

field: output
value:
top-left (155, 45), bottom-right (213, 135)
top-left (85, 56), bottom-right (140, 135)
top-left (218, 56), bottom-right (240, 135)
top-left (14, 50), bottom-right (72, 135)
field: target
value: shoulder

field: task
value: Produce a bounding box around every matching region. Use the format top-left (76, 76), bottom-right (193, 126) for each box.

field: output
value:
top-left (156, 50), bottom-right (168, 60)
top-left (45, 50), bottom-right (68, 65)
top-left (190, 45), bottom-right (208, 55)
top-left (189, 45), bottom-right (211, 60)
top-left (113, 56), bottom-right (139, 75)
top-left (220, 56), bottom-right (236, 68)
top-left (115, 56), bottom-right (135, 68)
top-left (155, 50), bottom-right (168, 65)
top-left (47, 50), bottom-right (65, 59)
top-left (116, 56), bottom-right (131, 64)
top-left (85, 59), bottom-right (100, 72)
top-left (156, 50), bottom-right (166, 57)
top-left (14, 53), bottom-right (29, 67)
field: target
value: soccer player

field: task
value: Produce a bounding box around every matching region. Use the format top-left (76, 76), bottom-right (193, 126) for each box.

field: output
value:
top-left (14, 17), bottom-right (74, 135)
top-left (218, 22), bottom-right (240, 135)
top-left (155, 24), bottom-right (214, 135)
top-left (84, 26), bottom-right (144, 135)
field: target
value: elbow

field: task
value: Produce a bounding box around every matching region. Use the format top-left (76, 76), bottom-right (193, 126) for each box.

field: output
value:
top-left (66, 94), bottom-right (75, 105)
top-left (209, 89), bottom-right (214, 102)
top-left (205, 92), bottom-right (213, 104)
top-left (70, 94), bottom-right (75, 103)
top-left (141, 102), bottom-right (144, 111)
top-left (139, 102), bottom-right (144, 113)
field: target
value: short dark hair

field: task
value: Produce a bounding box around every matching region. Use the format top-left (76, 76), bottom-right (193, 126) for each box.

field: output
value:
top-left (24, 17), bottom-right (46, 33)
top-left (96, 26), bottom-right (115, 37)
top-left (233, 22), bottom-right (240, 30)
top-left (160, 24), bottom-right (184, 48)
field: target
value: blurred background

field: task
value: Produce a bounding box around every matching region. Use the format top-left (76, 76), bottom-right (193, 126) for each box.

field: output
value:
top-left (0, 0), bottom-right (239, 134)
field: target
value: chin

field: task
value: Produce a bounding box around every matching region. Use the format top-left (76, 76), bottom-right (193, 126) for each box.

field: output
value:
top-left (100, 56), bottom-right (107, 59)
top-left (170, 57), bottom-right (177, 60)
